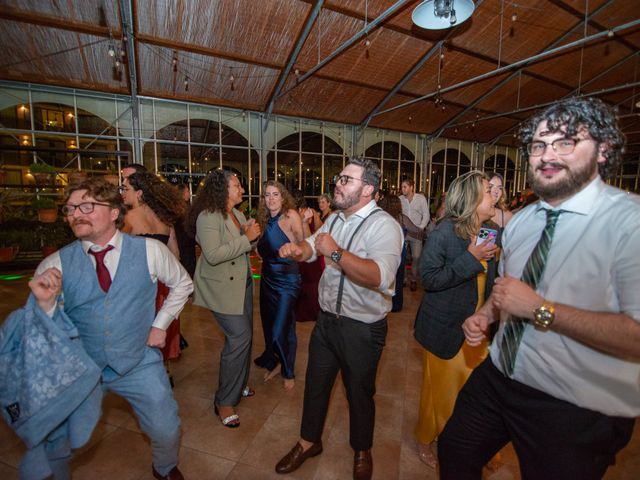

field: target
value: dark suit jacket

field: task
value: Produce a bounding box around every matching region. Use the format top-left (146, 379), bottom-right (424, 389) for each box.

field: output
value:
top-left (413, 218), bottom-right (497, 360)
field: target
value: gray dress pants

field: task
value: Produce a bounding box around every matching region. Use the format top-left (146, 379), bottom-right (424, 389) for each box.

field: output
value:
top-left (212, 281), bottom-right (253, 406)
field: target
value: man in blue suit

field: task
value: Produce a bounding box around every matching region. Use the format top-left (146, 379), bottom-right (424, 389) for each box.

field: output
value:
top-left (31, 177), bottom-right (192, 480)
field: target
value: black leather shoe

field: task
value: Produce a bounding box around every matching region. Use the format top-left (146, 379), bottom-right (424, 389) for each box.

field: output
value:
top-left (152, 466), bottom-right (184, 480)
top-left (275, 441), bottom-right (323, 474)
top-left (353, 450), bottom-right (372, 480)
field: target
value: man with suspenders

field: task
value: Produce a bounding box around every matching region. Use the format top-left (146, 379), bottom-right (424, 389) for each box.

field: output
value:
top-left (275, 157), bottom-right (403, 480)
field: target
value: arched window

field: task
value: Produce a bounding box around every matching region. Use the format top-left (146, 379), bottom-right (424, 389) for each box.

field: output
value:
top-left (365, 141), bottom-right (415, 194)
top-left (430, 148), bottom-right (471, 194)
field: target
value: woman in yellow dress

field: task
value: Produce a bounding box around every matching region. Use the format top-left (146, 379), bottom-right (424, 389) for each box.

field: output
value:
top-left (413, 171), bottom-right (498, 469)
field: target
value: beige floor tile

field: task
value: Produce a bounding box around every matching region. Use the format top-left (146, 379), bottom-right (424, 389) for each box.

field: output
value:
top-left (170, 446), bottom-right (235, 480)
top-left (0, 461), bottom-right (19, 480)
top-left (2, 279), bottom-right (639, 479)
top-left (71, 428), bottom-right (149, 480)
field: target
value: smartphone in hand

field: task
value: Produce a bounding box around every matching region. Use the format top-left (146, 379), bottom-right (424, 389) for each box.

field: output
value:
top-left (476, 227), bottom-right (498, 246)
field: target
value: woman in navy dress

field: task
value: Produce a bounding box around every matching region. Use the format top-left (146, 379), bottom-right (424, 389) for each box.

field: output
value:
top-left (254, 181), bottom-right (304, 390)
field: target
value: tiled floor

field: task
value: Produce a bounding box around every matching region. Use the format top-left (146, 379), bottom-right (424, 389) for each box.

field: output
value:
top-left (1, 271), bottom-right (638, 479)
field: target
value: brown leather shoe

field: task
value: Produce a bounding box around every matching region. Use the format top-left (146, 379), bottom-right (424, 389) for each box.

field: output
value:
top-left (152, 465), bottom-right (184, 480)
top-left (353, 450), bottom-right (373, 480)
top-left (275, 441), bottom-right (323, 474)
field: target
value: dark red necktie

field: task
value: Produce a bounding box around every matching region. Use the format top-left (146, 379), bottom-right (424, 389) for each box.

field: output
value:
top-left (89, 245), bottom-right (114, 293)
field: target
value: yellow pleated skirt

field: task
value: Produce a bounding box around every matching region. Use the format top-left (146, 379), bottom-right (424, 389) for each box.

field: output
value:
top-left (415, 262), bottom-right (489, 444)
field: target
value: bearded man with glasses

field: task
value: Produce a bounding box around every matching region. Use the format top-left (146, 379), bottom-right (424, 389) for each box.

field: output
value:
top-left (438, 97), bottom-right (640, 479)
top-left (12, 177), bottom-right (192, 480)
top-left (275, 157), bottom-right (403, 480)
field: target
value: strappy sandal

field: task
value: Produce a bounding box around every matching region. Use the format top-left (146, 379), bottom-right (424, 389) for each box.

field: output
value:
top-left (214, 404), bottom-right (240, 428)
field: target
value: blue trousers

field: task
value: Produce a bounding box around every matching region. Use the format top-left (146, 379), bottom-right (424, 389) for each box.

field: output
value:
top-left (45, 347), bottom-right (181, 478)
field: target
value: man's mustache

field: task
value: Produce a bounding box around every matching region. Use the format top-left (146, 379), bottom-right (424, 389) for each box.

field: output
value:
top-left (536, 161), bottom-right (566, 171)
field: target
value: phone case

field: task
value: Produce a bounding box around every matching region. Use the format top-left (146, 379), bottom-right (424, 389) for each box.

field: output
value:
top-left (476, 228), bottom-right (498, 246)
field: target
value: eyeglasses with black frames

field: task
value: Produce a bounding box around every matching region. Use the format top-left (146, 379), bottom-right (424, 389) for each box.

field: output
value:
top-left (332, 174), bottom-right (368, 186)
top-left (527, 138), bottom-right (583, 157)
top-left (61, 202), bottom-right (112, 216)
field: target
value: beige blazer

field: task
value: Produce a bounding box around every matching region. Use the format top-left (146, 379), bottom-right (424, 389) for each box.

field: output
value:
top-left (192, 209), bottom-right (252, 315)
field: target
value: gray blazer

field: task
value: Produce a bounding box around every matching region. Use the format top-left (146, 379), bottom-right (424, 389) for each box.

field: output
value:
top-left (413, 218), bottom-right (497, 360)
top-left (193, 209), bottom-right (252, 315)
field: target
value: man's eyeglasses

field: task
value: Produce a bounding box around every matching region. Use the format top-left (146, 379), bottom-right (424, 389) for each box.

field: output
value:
top-left (62, 202), bottom-right (112, 216)
top-left (527, 138), bottom-right (582, 157)
top-left (332, 174), bottom-right (368, 186)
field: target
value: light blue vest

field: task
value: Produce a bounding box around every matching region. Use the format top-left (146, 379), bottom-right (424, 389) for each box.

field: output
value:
top-left (59, 234), bottom-right (156, 375)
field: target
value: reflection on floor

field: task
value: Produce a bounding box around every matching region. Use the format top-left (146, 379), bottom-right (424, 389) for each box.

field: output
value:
top-left (0, 271), bottom-right (638, 479)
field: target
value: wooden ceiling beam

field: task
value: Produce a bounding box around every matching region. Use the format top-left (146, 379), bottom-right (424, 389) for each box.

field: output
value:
top-left (0, 6), bottom-right (114, 37)
top-left (136, 34), bottom-right (283, 70)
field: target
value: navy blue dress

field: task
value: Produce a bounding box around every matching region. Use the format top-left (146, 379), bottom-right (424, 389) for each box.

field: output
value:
top-left (254, 212), bottom-right (301, 379)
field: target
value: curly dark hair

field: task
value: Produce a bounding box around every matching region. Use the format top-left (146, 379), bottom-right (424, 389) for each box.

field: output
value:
top-left (126, 172), bottom-right (186, 226)
top-left (186, 169), bottom-right (234, 237)
top-left (64, 177), bottom-right (126, 229)
top-left (519, 97), bottom-right (625, 179)
top-left (257, 180), bottom-right (297, 231)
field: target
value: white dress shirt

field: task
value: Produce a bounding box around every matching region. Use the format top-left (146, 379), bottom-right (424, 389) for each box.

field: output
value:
top-left (490, 177), bottom-right (640, 417)
top-left (305, 200), bottom-right (403, 323)
top-left (400, 193), bottom-right (430, 230)
top-left (36, 230), bottom-right (193, 330)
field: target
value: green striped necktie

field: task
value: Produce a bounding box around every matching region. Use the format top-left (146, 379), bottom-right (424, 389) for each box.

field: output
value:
top-left (499, 208), bottom-right (562, 376)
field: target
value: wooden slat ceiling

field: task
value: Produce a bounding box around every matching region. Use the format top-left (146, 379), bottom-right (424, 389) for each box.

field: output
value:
top-left (0, 0), bottom-right (638, 153)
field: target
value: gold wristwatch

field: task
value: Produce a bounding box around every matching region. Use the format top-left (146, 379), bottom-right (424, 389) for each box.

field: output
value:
top-left (532, 301), bottom-right (555, 329)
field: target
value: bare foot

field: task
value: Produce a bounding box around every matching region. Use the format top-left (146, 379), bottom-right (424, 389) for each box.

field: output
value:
top-left (264, 367), bottom-right (280, 383)
top-left (284, 378), bottom-right (295, 390)
top-left (418, 442), bottom-right (437, 469)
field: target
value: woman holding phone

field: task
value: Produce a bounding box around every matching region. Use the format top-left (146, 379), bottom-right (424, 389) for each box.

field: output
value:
top-left (413, 170), bottom-right (498, 469)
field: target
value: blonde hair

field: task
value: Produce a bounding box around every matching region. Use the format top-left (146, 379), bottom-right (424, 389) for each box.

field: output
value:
top-left (445, 170), bottom-right (489, 240)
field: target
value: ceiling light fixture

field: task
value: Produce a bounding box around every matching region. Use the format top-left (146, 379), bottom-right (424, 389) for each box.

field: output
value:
top-left (412, 0), bottom-right (475, 30)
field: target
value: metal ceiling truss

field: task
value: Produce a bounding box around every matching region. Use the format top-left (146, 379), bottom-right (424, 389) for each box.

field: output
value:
top-left (372, 18), bottom-right (640, 119)
top-left (275, 0), bottom-right (413, 100)
top-left (433, 0), bottom-right (616, 138)
top-left (264, 0), bottom-right (324, 123)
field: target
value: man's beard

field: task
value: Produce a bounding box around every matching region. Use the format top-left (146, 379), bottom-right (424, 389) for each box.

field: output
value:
top-left (333, 185), bottom-right (362, 210)
top-left (527, 151), bottom-right (598, 203)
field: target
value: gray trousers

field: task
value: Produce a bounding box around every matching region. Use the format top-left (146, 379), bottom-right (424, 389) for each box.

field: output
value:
top-left (212, 281), bottom-right (253, 406)
top-left (406, 237), bottom-right (423, 283)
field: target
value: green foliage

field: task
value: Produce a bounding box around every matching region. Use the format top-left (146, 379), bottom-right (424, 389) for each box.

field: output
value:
top-left (31, 196), bottom-right (57, 210)
top-left (29, 162), bottom-right (57, 174)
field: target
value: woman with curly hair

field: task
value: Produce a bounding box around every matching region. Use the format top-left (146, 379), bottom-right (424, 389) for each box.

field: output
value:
top-left (253, 181), bottom-right (304, 390)
top-left (121, 171), bottom-right (186, 366)
top-left (187, 169), bottom-right (261, 427)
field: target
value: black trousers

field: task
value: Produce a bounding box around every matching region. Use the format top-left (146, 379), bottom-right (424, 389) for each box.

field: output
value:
top-left (438, 358), bottom-right (635, 480)
top-left (300, 310), bottom-right (387, 451)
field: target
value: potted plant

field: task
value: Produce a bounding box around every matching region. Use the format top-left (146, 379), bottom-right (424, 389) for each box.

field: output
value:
top-left (29, 162), bottom-right (57, 185)
top-left (32, 196), bottom-right (58, 223)
top-left (0, 229), bottom-right (20, 262)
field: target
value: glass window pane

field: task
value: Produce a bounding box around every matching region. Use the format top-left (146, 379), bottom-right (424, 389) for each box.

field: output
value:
top-left (301, 153), bottom-right (322, 196)
top-left (301, 131), bottom-right (323, 153)
top-left (222, 147), bottom-right (249, 190)
top-left (324, 155), bottom-right (343, 194)
top-left (190, 119), bottom-right (220, 145)
top-left (275, 150), bottom-right (299, 192)
top-left (382, 160), bottom-right (399, 194)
